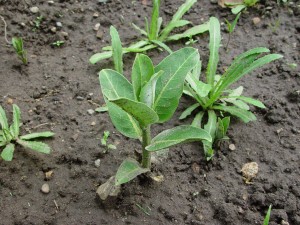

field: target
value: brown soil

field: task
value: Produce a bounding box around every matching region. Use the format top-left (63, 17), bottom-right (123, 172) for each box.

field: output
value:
top-left (0, 0), bottom-right (299, 224)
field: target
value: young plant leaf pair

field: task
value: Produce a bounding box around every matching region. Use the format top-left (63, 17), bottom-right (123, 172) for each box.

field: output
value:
top-left (90, 0), bottom-right (209, 64)
top-left (98, 47), bottom-right (212, 190)
top-left (0, 104), bottom-right (54, 161)
top-left (181, 17), bottom-right (283, 160)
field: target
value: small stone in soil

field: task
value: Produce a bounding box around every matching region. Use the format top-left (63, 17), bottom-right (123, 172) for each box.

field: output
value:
top-left (95, 159), bottom-right (101, 168)
top-left (61, 31), bottom-right (68, 37)
top-left (76, 96), bottom-right (84, 101)
top-left (96, 30), bottom-right (104, 39)
top-left (229, 144), bottom-right (236, 151)
top-left (71, 133), bottom-right (79, 141)
top-left (45, 170), bottom-right (53, 180)
top-left (91, 121), bottom-right (96, 126)
top-left (252, 17), bottom-right (261, 25)
top-left (48, 0), bottom-right (54, 4)
top-left (30, 6), bottom-right (39, 13)
top-left (50, 27), bottom-right (57, 33)
top-left (94, 23), bottom-right (100, 31)
top-left (93, 12), bottom-right (99, 18)
top-left (41, 183), bottom-right (50, 194)
top-left (56, 22), bottom-right (62, 27)
top-left (87, 109), bottom-right (95, 115)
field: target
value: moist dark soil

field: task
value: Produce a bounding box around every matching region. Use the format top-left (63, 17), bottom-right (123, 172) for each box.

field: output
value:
top-left (0, 0), bottom-right (299, 224)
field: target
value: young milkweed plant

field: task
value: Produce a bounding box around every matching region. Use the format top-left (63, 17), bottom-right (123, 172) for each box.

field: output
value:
top-left (90, 0), bottom-right (209, 64)
top-left (0, 104), bottom-right (55, 161)
top-left (97, 47), bottom-right (211, 199)
top-left (180, 17), bottom-right (283, 160)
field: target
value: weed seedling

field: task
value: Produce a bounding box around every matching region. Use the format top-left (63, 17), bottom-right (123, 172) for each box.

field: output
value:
top-left (11, 37), bottom-right (28, 65)
top-left (0, 104), bottom-right (55, 161)
top-left (32, 16), bottom-right (43, 31)
top-left (90, 0), bottom-right (209, 64)
top-left (101, 131), bottom-right (116, 152)
top-left (97, 47), bottom-right (211, 198)
top-left (181, 17), bottom-right (282, 160)
top-left (263, 205), bottom-right (272, 225)
top-left (225, 12), bottom-right (241, 50)
top-left (51, 40), bottom-right (64, 47)
top-left (224, 0), bottom-right (258, 14)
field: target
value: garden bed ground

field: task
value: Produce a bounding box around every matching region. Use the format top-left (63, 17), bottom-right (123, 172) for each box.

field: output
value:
top-left (0, 0), bottom-right (299, 224)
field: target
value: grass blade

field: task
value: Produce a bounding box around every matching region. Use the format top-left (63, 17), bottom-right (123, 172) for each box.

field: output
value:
top-left (20, 132), bottom-right (55, 140)
top-left (166, 23), bottom-right (209, 41)
top-left (110, 26), bottom-right (123, 74)
top-left (263, 205), bottom-right (272, 225)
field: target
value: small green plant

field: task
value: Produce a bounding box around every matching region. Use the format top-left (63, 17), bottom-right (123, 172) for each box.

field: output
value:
top-left (97, 48), bottom-right (211, 196)
top-left (263, 205), bottom-right (272, 225)
top-left (90, 0), bottom-right (209, 64)
top-left (0, 105), bottom-right (55, 161)
top-left (101, 131), bottom-right (116, 152)
top-left (11, 37), bottom-right (28, 65)
top-left (32, 16), bottom-right (43, 31)
top-left (181, 17), bottom-right (282, 160)
top-left (225, 12), bottom-right (241, 50)
top-left (225, 0), bottom-right (259, 14)
top-left (51, 40), bottom-right (64, 47)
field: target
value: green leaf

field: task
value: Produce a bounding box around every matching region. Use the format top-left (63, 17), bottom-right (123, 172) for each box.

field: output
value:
top-left (110, 26), bottom-right (123, 74)
top-left (132, 23), bottom-right (148, 36)
top-left (115, 158), bottom-right (149, 185)
top-left (16, 139), bottom-right (51, 154)
top-left (231, 12), bottom-right (241, 32)
top-left (222, 117), bottom-right (230, 134)
top-left (191, 111), bottom-right (205, 127)
top-left (146, 125), bottom-right (212, 152)
top-left (186, 72), bottom-right (211, 98)
top-left (157, 17), bottom-right (163, 37)
top-left (149, 0), bottom-right (160, 40)
top-left (10, 104), bottom-right (21, 138)
top-left (140, 71), bottom-right (163, 108)
top-left (166, 23), bottom-right (209, 41)
top-left (206, 17), bottom-right (221, 86)
top-left (203, 142), bottom-right (214, 161)
top-left (95, 106), bottom-right (108, 112)
top-left (20, 132), bottom-right (55, 140)
top-left (159, 20), bottom-right (191, 41)
top-left (1, 143), bottom-right (15, 161)
top-left (235, 96), bottom-right (266, 108)
top-left (107, 102), bottom-right (142, 139)
top-left (213, 105), bottom-right (256, 123)
top-left (232, 5), bottom-right (246, 14)
top-left (89, 51), bottom-right (112, 64)
top-left (179, 103), bottom-right (200, 120)
top-left (159, 0), bottom-right (197, 40)
top-left (111, 98), bottom-right (159, 127)
top-left (101, 131), bottom-right (110, 146)
top-left (263, 205), bottom-right (272, 225)
top-left (0, 105), bottom-right (9, 130)
top-left (154, 47), bottom-right (199, 122)
top-left (151, 40), bottom-right (173, 54)
top-left (131, 54), bottom-right (154, 100)
top-left (99, 69), bottom-right (134, 101)
top-left (204, 110), bottom-right (217, 140)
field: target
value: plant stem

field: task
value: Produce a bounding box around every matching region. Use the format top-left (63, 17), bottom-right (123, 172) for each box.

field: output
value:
top-left (141, 125), bottom-right (151, 169)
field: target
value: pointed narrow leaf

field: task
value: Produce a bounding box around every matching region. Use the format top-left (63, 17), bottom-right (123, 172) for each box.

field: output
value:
top-left (186, 72), bottom-right (211, 97)
top-left (89, 51), bottom-right (112, 64)
top-left (132, 23), bottom-right (148, 36)
top-left (232, 5), bottom-right (246, 14)
top-left (235, 96), bottom-right (266, 108)
top-left (107, 102), bottom-right (142, 139)
top-left (157, 17), bottom-right (163, 37)
top-left (179, 103), bottom-right (200, 120)
top-left (206, 17), bottom-right (221, 86)
top-left (166, 23), bottom-right (209, 41)
top-left (154, 47), bottom-right (199, 122)
top-left (140, 71), bottom-right (163, 108)
top-left (11, 104), bottom-right (21, 138)
top-left (149, 0), bottom-right (160, 40)
top-left (213, 105), bottom-right (256, 123)
top-left (110, 26), bottom-right (123, 74)
top-left (146, 125), bottom-right (211, 152)
top-left (111, 98), bottom-right (159, 127)
top-left (216, 117), bottom-right (225, 140)
top-left (115, 158), bottom-right (149, 185)
top-left (131, 54), bottom-right (154, 99)
top-left (222, 117), bottom-right (230, 134)
top-left (1, 143), bottom-right (15, 161)
top-left (99, 69), bottom-right (134, 100)
top-left (0, 105), bottom-right (8, 130)
top-left (20, 132), bottom-right (55, 140)
top-left (204, 110), bottom-right (217, 140)
top-left (159, 20), bottom-right (191, 41)
top-left (16, 139), bottom-right (51, 154)
top-left (263, 205), bottom-right (272, 225)
top-left (191, 111), bottom-right (205, 127)
top-left (151, 40), bottom-right (173, 54)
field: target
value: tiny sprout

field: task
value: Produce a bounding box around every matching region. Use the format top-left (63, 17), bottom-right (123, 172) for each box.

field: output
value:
top-left (11, 37), bottom-right (28, 65)
top-left (101, 131), bottom-right (116, 153)
top-left (51, 40), bottom-right (64, 47)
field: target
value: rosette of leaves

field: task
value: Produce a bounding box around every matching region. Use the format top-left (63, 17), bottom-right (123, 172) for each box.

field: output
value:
top-left (180, 17), bottom-right (283, 160)
top-left (90, 0), bottom-right (209, 64)
top-left (97, 47), bottom-right (212, 199)
top-left (0, 104), bottom-right (55, 161)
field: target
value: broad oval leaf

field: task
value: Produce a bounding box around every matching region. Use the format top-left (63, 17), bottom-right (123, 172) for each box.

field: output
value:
top-left (1, 143), bottom-right (15, 161)
top-left (107, 102), bottom-right (142, 139)
top-left (146, 125), bottom-right (212, 152)
top-left (115, 158), bottom-right (149, 185)
top-left (99, 69), bottom-right (134, 101)
top-left (110, 26), bottom-right (123, 74)
top-left (111, 98), bottom-right (159, 127)
top-left (154, 47), bottom-right (200, 122)
top-left (131, 54), bottom-right (154, 99)
top-left (0, 105), bottom-right (8, 130)
top-left (20, 132), bottom-right (55, 140)
top-left (16, 139), bottom-right (51, 154)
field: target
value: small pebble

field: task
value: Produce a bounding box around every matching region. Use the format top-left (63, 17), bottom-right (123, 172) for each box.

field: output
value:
top-left (48, 0), bottom-right (54, 4)
top-left (30, 6), bottom-right (39, 14)
top-left (229, 144), bottom-right (236, 151)
top-left (50, 27), bottom-right (57, 33)
top-left (61, 31), bottom-right (69, 37)
top-left (71, 133), bottom-right (79, 141)
top-left (96, 30), bottom-right (104, 39)
top-left (94, 23), bottom-right (100, 31)
top-left (93, 12), bottom-right (99, 18)
top-left (76, 96), bottom-right (84, 101)
top-left (56, 22), bottom-right (62, 27)
top-left (6, 98), bottom-right (13, 104)
top-left (252, 17), bottom-right (261, 25)
top-left (20, 22), bottom-right (26, 27)
top-left (87, 109), bottom-right (95, 115)
top-left (95, 159), bottom-right (101, 167)
top-left (91, 121), bottom-right (96, 126)
top-left (45, 171), bottom-right (53, 180)
top-left (41, 183), bottom-right (50, 194)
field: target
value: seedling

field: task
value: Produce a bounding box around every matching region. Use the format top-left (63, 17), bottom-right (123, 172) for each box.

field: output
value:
top-left (97, 48), bottom-right (211, 197)
top-left (263, 205), bottom-right (272, 225)
top-left (0, 104), bottom-right (55, 161)
top-left (11, 37), bottom-right (28, 65)
top-left (101, 130), bottom-right (116, 152)
top-left (224, 0), bottom-right (258, 14)
top-left (51, 40), bottom-right (64, 47)
top-left (32, 16), bottom-right (43, 31)
top-left (90, 0), bottom-right (209, 64)
top-left (225, 12), bottom-right (241, 50)
top-left (180, 17), bottom-right (282, 160)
